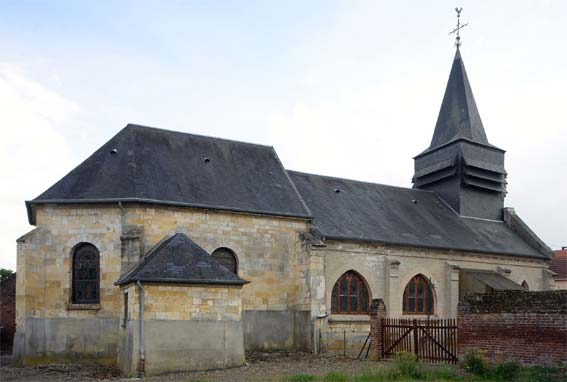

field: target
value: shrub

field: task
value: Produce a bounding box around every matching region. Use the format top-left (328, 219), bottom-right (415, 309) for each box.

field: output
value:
top-left (492, 360), bottom-right (521, 380)
top-left (393, 351), bottom-right (426, 379)
top-left (462, 350), bottom-right (489, 376)
top-left (323, 372), bottom-right (350, 382)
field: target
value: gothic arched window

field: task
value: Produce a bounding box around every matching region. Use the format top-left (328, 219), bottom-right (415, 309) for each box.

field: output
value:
top-left (403, 274), bottom-right (434, 315)
top-left (522, 281), bottom-right (529, 291)
top-left (331, 271), bottom-right (370, 314)
top-left (212, 248), bottom-right (238, 274)
top-left (71, 243), bottom-right (100, 304)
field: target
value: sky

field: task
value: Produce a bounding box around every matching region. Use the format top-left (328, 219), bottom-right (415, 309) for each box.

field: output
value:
top-left (1, 1), bottom-right (565, 270)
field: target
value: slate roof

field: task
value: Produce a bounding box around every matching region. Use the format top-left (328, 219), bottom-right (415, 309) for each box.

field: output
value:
top-left (288, 171), bottom-right (548, 259)
top-left (423, 49), bottom-right (502, 154)
top-left (462, 270), bottom-right (524, 291)
top-left (550, 250), bottom-right (567, 279)
top-left (27, 124), bottom-right (310, 224)
top-left (115, 233), bottom-right (248, 286)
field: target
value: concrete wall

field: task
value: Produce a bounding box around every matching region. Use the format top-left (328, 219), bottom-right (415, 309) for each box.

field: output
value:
top-left (118, 283), bottom-right (245, 376)
top-left (458, 290), bottom-right (567, 365)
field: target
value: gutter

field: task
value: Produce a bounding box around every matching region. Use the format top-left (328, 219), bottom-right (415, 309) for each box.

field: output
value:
top-left (25, 198), bottom-right (312, 226)
top-left (136, 281), bottom-right (145, 378)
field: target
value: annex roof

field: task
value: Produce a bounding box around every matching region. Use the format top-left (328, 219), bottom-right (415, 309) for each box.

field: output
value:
top-left (27, 124), bottom-right (310, 224)
top-left (115, 233), bottom-right (248, 286)
top-left (462, 270), bottom-right (524, 291)
top-left (288, 170), bottom-right (548, 259)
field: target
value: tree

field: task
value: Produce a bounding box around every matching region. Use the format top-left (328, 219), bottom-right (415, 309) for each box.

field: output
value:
top-left (0, 268), bottom-right (14, 280)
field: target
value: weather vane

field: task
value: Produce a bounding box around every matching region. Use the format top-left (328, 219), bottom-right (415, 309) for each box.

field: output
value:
top-left (449, 7), bottom-right (469, 48)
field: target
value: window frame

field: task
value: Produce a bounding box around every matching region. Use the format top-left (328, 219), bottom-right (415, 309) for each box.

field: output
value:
top-left (402, 274), bottom-right (434, 316)
top-left (71, 243), bottom-right (100, 305)
top-left (212, 247), bottom-right (238, 275)
top-left (331, 271), bottom-right (370, 315)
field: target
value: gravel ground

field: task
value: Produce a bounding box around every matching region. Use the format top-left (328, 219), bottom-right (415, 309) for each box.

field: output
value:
top-left (0, 352), bottom-right (386, 382)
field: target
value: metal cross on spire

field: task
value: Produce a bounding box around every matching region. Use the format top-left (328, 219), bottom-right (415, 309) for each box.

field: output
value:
top-left (449, 7), bottom-right (469, 48)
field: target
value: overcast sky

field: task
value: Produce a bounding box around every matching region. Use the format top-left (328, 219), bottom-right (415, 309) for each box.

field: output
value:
top-left (1, 1), bottom-right (565, 270)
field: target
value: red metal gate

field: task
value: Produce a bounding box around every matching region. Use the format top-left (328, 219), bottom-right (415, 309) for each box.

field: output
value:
top-left (381, 318), bottom-right (458, 364)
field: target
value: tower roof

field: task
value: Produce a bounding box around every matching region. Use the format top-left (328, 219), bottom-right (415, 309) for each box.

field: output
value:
top-left (429, 49), bottom-right (493, 150)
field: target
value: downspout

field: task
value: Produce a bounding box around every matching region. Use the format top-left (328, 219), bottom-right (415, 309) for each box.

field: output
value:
top-left (136, 280), bottom-right (145, 378)
top-left (118, 202), bottom-right (125, 230)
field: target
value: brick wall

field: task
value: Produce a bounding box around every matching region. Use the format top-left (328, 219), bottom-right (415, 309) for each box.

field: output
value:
top-left (0, 273), bottom-right (16, 353)
top-left (369, 298), bottom-right (386, 360)
top-left (458, 290), bottom-right (567, 365)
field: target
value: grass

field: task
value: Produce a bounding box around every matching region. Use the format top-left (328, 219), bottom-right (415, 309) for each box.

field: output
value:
top-left (285, 354), bottom-right (566, 382)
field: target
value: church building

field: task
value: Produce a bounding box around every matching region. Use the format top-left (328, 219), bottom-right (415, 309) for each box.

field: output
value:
top-left (14, 47), bottom-right (554, 375)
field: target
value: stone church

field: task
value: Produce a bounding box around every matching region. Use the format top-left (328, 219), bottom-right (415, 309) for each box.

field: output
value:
top-left (14, 48), bottom-right (554, 376)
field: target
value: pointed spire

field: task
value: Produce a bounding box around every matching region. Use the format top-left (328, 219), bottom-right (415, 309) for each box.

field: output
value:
top-left (429, 49), bottom-right (489, 149)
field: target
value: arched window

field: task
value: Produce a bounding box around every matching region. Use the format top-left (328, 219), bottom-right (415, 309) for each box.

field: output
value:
top-left (522, 281), bottom-right (529, 291)
top-left (71, 243), bottom-right (100, 304)
top-left (403, 275), bottom-right (434, 315)
top-left (331, 271), bottom-right (370, 314)
top-left (212, 247), bottom-right (238, 274)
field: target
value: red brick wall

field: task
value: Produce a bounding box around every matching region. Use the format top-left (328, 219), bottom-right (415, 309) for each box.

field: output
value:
top-left (0, 273), bottom-right (16, 353)
top-left (369, 299), bottom-right (386, 360)
top-left (458, 290), bottom-right (567, 365)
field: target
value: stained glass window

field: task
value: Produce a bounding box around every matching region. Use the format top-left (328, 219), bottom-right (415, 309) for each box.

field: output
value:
top-left (402, 275), bottom-right (434, 315)
top-left (212, 248), bottom-right (238, 274)
top-left (331, 271), bottom-right (370, 314)
top-left (72, 243), bottom-right (100, 304)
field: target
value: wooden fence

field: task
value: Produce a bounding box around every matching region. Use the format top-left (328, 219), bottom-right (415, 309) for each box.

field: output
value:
top-left (381, 318), bottom-right (458, 364)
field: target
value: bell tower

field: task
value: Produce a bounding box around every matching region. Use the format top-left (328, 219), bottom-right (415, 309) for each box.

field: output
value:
top-left (413, 15), bottom-right (507, 220)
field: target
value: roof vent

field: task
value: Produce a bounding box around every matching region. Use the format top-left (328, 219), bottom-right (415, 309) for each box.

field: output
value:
top-left (110, 149), bottom-right (118, 155)
top-left (203, 157), bottom-right (211, 163)
top-left (334, 188), bottom-right (341, 194)
top-left (411, 199), bottom-right (417, 204)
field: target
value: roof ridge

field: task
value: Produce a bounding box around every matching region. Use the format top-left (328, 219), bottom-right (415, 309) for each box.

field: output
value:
top-left (287, 170), bottom-right (437, 194)
top-left (125, 123), bottom-right (274, 149)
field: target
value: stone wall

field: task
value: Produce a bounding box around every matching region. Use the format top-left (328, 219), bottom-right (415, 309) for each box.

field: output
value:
top-left (14, 203), bottom-right (311, 364)
top-left (458, 290), bottom-right (567, 365)
top-left (0, 273), bottom-right (16, 353)
top-left (118, 283), bottom-right (245, 376)
top-left (309, 240), bottom-right (548, 356)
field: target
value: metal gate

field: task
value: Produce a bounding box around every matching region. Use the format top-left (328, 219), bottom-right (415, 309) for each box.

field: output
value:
top-left (381, 318), bottom-right (458, 364)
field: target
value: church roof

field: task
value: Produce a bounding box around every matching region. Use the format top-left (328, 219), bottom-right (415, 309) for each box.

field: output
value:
top-left (115, 233), bottom-right (248, 286)
top-left (27, 124), bottom-right (311, 224)
top-left (288, 171), bottom-right (548, 259)
top-left (424, 49), bottom-right (502, 153)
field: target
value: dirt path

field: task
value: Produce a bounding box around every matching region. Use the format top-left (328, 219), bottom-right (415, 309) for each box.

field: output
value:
top-left (0, 352), bottom-right (385, 382)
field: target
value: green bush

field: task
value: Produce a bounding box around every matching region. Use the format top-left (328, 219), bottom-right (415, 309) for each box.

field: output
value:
top-left (492, 360), bottom-right (521, 380)
top-left (393, 351), bottom-right (426, 379)
top-left (462, 350), bottom-right (489, 376)
top-left (323, 372), bottom-right (350, 382)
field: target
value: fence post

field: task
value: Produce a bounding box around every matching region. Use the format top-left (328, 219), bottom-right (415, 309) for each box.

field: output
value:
top-left (370, 298), bottom-right (387, 360)
top-left (413, 319), bottom-right (419, 359)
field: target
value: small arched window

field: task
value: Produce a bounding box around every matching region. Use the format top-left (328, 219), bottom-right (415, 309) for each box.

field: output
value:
top-left (331, 271), bottom-right (370, 314)
top-left (403, 275), bottom-right (434, 315)
top-left (71, 243), bottom-right (100, 304)
top-left (522, 281), bottom-right (529, 291)
top-left (212, 247), bottom-right (238, 274)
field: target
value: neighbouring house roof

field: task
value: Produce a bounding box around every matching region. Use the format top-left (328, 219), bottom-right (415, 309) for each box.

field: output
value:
top-left (462, 270), bottom-right (524, 291)
top-left (550, 250), bottom-right (567, 279)
top-left (115, 233), bottom-right (248, 286)
top-left (288, 171), bottom-right (549, 259)
top-left (26, 124), bottom-right (311, 224)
